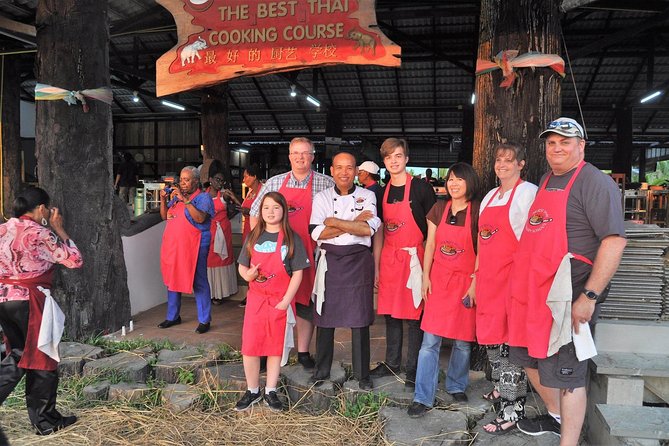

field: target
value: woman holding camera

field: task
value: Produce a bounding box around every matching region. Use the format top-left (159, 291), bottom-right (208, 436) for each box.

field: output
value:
top-left (0, 187), bottom-right (82, 435)
top-left (408, 163), bottom-right (481, 417)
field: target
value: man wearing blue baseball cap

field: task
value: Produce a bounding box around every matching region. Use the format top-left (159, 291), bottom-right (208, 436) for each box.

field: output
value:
top-left (507, 117), bottom-right (627, 444)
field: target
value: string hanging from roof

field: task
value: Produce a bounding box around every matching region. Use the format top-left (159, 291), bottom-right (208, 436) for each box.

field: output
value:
top-left (34, 83), bottom-right (113, 113)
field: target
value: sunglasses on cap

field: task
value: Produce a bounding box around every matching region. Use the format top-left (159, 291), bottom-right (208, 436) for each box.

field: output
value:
top-left (546, 120), bottom-right (584, 138)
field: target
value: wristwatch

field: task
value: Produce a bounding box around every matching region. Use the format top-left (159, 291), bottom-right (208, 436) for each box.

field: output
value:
top-left (583, 289), bottom-right (599, 301)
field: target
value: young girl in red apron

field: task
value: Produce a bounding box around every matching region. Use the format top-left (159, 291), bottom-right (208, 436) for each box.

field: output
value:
top-left (409, 163), bottom-right (480, 416)
top-left (236, 192), bottom-right (307, 412)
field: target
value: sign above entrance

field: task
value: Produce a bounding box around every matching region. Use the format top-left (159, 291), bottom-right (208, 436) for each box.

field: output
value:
top-left (156, 0), bottom-right (401, 96)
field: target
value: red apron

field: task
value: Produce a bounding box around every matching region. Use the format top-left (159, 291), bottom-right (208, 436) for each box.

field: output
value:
top-left (241, 186), bottom-right (261, 244)
top-left (207, 190), bottom-right (234, 267)
top-left (1, 270), bottom-right (58, 371)
top-left (475, 179), bottom-right (522, 345)
top-left (421, 202), bottom-right (477, 341)
top-left (241, 231), bottom-right (292, 357)
top-left (377, 174), bottom-right (425, 320)
top-left (160, 189), bottom-right (202, 293)
top-left (278, 173), bottom-right (316, 306)
top-left (508, 161), bottom-right (592, 358)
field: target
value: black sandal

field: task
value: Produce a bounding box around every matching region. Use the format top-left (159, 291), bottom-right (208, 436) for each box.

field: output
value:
top-left (483, 419), bottom-right (516, 435)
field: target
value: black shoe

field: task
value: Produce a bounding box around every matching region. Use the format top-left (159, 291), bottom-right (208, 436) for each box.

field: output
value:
top-left (35, 415), bottom-right (78, 435)
top-left (158, 316), bottom-right (181, 329)
top-left (369, 362), bottom-right (400, 378)
top-left (407, 402), bottom-right (430, 418)
top-left (264, 391), bottom-right (283, 412)
top-left (517, 414), bottom-right (561, 436)
top-left (234, 390), bottom-right (263, 411)
top-left (451, 392), bottom-right (469, 402)
top-left (297, 353), bottom-right (315, 370)
top-left (309, 374), bottom-right (329, 387)
top-left (359, 377), bottom-right (374, 390)
top-left (211, 299), bottom-right (223, 306)
top-left (195, 322), bottom-right (210, 334)
top-left (238, 298), bottom-right (247, 308)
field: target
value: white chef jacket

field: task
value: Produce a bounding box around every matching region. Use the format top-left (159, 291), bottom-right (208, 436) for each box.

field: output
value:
top-left (310, 186), bottom-right (381, 247)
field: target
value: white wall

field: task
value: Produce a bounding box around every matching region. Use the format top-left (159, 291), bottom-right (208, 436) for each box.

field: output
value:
top-left (122, 221), bottom-right (168, 316)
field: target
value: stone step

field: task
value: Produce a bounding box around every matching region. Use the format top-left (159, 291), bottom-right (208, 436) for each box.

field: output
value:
top-left (594, 320), bottom-right (669, 355)
top-left (82, 351), bottom-right (154, 383)
top-left (381, 406), bottom-right (470, 445)
top-left (58, 342), bottom-right (104, 377)
top-left (596, 404), bottom-right (669, 441)
top-left (592, 352), bottom-right (669, 378)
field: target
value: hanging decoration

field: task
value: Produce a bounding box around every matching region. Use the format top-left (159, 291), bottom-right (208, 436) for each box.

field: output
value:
top-left (475, 50), bottom-right (565, 89)
top-left (34, 83), bottom-right (113, 113)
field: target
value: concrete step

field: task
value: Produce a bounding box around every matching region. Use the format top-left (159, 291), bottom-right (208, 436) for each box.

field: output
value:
top-left (592, 352), bottom-right (669, 378)
top-left (596, 404), bottom-right (669, 441)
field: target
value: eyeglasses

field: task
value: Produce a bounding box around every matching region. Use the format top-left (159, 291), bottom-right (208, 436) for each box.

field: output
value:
top-left (449, 214), bottom-right (457, 225)
top-left (290, 151), bottom-right (314, 157)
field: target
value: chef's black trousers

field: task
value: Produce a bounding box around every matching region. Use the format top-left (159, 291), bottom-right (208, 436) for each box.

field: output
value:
top-left (0, 300), bottom-right (64, 433)
top-left (313, 326), bottom-right (370, 381)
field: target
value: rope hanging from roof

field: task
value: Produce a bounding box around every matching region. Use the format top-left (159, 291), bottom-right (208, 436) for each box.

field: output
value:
top-left (475, 50), bottom-right (566, 89)
top-left (34, 83), bottom-right (113, 113)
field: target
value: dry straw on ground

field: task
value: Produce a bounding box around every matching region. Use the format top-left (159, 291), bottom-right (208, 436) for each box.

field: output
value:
top-left (1, 405), bottom-right (388, 445)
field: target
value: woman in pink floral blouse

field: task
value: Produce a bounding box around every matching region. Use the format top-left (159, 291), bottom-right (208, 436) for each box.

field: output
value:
top-left (0, 187), bottom-right (82, 435)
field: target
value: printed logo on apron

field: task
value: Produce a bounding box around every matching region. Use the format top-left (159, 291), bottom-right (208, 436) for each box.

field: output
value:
top-left (287, 203), bottom-right (304, 214)
top-left (439, 240), bottom-right (466, 258)
top-left (384, 219), bottom-right (406, 233)
top-left (525, 208), bottom-right (554, 233)
top-left (478, 224), bottom-right (499, 243)
top-left (254, 272), bottom-right (276, 284)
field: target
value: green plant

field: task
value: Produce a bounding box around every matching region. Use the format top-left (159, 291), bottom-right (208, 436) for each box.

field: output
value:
top-left (217, 343), bottom-right (242, 362)
top-left (341, 391), bottom-right (387, 419)
top-left (176, 367), bottom-right (196, 385)
top-left (85, 334), bottom-right (178, 356)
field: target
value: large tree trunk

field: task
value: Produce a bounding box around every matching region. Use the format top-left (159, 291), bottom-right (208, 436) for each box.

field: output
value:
top-left (200, 84), bottom-right (230, 180)
top-left (36, 0), bottom-right (130, 338)
top-left (1, 55), bottom-right (22, 219)
top-left (473, 0), bottom-right (562, 192)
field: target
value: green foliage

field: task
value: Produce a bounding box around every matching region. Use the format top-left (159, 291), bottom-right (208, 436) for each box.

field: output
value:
top-left (217, 343), bottom-right (242, 362)
top-left (2, 376), bottom-right (26, 409)
top-left (341, 392), bottom-right (387, 419)
top-left (85, 333), bottom-right (178, 356)
top-left (646, 160), bottom-right (669, 186)
top-left (176, 367), bottom-right (196, 385)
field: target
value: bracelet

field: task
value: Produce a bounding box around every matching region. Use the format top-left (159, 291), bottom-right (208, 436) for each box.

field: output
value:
top-left (184, 200), bottom-right (192, 205)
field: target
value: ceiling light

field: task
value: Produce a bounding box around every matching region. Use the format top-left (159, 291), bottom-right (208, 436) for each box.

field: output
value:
top-left (640, 91), bottom-right (662, 104)
top-left (290, 85), bottom-right (297, 97)
top-left (161, 100), bottom-right (185, 111)
top-left (132, 91), bottom-right (140, 103)
top-left (470, 93), bottom-right (476, 105)
top-left (238, 148), bottom-right (249, 154)
top-left (306, 95), bottom-right (320, 107)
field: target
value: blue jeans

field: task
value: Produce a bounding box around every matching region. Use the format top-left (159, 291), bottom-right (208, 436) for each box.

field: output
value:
top-left (413, 331), bottom-right (472, 407)
top-left (166, 242), bottom-right (211, 324)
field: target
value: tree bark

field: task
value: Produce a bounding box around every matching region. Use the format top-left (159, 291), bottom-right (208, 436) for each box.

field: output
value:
top-left (36, 0), bottom-right (130, 338)
top-left (473, 0), bottom-right (562, 192)
top-left (200, 84), bottom-right (230, 180)
top-left (1, 55), bottom-right (21, 219)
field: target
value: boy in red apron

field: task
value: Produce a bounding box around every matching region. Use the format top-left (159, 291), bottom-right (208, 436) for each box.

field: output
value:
top-left (372, 138), bottom-right (436, 387)
top-left (508, 118), bottom-right (626, 444)
top-left (249, 138), bottom-right (334, 369)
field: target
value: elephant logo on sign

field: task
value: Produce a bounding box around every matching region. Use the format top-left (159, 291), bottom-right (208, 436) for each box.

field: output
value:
top-left (180, 36), bottom-right (208, 66)
top-left (348, 29), bottom-right (376, 55)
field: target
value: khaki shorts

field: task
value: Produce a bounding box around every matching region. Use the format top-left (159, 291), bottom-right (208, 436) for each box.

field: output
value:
top-left (509, 343), bottom-right (588, 389)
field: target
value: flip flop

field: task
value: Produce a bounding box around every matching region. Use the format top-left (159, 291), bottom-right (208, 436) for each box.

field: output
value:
top-left (483, 419), bottom-right (517, 435)
top-left (481, 390), bottom-right (501, 402)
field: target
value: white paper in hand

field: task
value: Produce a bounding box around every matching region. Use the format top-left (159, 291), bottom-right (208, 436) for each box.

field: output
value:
top-left (573, 322), bottom-right (597, 361)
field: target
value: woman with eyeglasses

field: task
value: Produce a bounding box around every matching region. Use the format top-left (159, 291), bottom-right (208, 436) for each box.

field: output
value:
top-left (408, 162), bottom-right (481, 418)
top-left (0, 187), bottom-right (82, 435)
top-left (206, 170), bottom-right (239, 305)
top-left (473, 143), bottom-right (538, 435)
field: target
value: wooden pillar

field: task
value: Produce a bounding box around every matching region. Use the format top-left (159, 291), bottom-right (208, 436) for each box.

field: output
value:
top-left (459, 102), bottom-right (474, 164)
top-left (473, 0), bottom-right (561, 191)
top-left (36, 0), bottom-right (130, 338)
top-left (613, 107), bottom-right (633, 177)
top-left (1, 55), bottom-right (21, 219)
top-left (200, 84), bottom-right (230, 181)
top-left (639, 145), bottom-right (646, 183)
